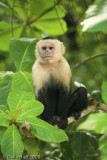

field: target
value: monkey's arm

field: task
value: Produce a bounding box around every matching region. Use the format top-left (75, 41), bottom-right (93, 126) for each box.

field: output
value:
top-left (57, 87), bottom-right (88, 125)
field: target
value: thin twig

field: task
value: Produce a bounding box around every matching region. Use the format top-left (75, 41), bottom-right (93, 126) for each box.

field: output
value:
top-left (11, 0), bottom-right (16, 37)
top-left (26, 0), bottom-right (29, 21)
top-left (29, 0), bottom-right (61, 25)
top-left (54, 0), bottom-right (65, 34)
top-left (72, 53), bottom-right (107, 70)
top-left (13, 5), bottom-right (30, 10)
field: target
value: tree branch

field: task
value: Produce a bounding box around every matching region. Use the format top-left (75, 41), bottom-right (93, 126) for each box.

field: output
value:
top-left (72, 53), bottom-right (107, 70)
top-left (28, 0), bottom-right (61, 25)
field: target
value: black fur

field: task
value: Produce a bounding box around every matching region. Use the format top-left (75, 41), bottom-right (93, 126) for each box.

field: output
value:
top-left (42, 37), bottom-right (54, 40)
top-left (37, 78), bottom-right (88, 129)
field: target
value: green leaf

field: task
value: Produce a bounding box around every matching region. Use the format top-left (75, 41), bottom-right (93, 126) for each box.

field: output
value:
top-left (26, 117), bottom-right (68, 143)
top-left (61, 131), bottom-right (99, 160)
top-left (8, 0), bottom-right (26, 20)
top-left (35, 19), bottom-right (67, 36)
top-left (18, 100), bottom-right (44, 120)
top-left (102, 81), bottom-right (107, 104)
top-left (1, 124), bottom-right (24, 158)
top-left (0, 127), bottom-right (7, 144)
top-left (0, 105), bottom-right (8, 112)
top-left (0, 106), bottom-right (10, 126)
top-left (8, 89), bottom-right (35, 110)
top-left (0, 71), bottom-right (14, 80)
top-left (0, 2), bottom-right (11, 15)
top-left (39, 5), bottom-right (66, 20)
top-left (81, 0), bottom-right (107, 32)
top-left (77, 112), bottom-right (107, 134)
top-left (0, 2), bottom-right (8, 8)
top-left (8, 107), bottom-right (24, 120)
top-left (0, 113), bottom-right (9, 127)
top-left (99, 135), bottom-right (107, 160)
top-left (12, 71), bottom-right (34, 93)
top-left (0, 77), bottom-right (12, 105)
top-left (9, 38), bottom-right (37, 71)
top-left (29, 0), bottom-right (55, 19)
top-left (0, 21), bottom-right (23, 51)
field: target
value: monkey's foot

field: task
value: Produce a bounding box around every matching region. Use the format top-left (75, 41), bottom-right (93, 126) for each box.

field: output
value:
top-left (71, 112), bottom-right (81, 120)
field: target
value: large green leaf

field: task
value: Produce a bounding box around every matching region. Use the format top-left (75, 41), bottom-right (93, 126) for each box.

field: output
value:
top-left (81, 0), bottom-right (107, 32)
top-left (8, 89), bottom-right (35, 110)
top-left (0, 21), bottom-right (23, 51)
top-left (101, 81), bottom-right (107, 104)
top-left (9, 38), bottom-right (37, 71)
top-left (1, 124), bottom-right (24, 158)
top-left (26, 117), bottom-right (68, 143)
top-left (0, 77), bottom-right (12, 105)
top-left (0, 127), bottom-right (7, 144)
top-left (99, 135), bottom-right (107, 160)
top-left (18, 100), bottom-right (44, 120)
top-left (77, 112), bottom-right (107, 134)
top-left (12, 71), bottom-right (34, 93)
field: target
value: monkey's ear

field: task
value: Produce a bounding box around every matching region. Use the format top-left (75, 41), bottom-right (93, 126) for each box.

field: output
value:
top-left (61, 42), bottom-right (65, 55)
top-left (35, 41), bottom-right (40, 57)
top-left (36, 41), bottom-right (40, 50)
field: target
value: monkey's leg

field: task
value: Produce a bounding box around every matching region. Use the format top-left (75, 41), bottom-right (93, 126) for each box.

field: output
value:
top-left (68, 87), bottom-right (88, 118)
top-left (52, 89), bottom-right (72, 129)
top-left (39, 88), bottom-right (57, 121)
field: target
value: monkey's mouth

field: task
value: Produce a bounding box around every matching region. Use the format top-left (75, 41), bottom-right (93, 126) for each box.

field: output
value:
top-left (43, 56), bottom-right (53, 60)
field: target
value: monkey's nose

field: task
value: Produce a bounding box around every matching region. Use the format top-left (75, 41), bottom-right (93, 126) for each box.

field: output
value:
top-left (46, 50), bottom-right (50, 55)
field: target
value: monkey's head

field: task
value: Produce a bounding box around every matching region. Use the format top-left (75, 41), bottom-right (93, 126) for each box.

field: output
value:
top-left (35, 38), bottom-right (65, 63)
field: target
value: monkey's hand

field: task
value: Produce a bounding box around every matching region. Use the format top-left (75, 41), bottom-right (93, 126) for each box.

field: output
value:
top-left (47, 116), bottom-right (68, 129)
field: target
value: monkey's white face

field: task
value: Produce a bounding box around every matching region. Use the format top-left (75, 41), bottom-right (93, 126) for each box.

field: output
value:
top-left (40, 43), bottom-right (54, 60)
top-left (36, 39), bottom-right (65, 63)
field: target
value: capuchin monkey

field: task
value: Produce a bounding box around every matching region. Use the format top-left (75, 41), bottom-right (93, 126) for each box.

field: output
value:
top-left (32, 37), bottom-right (88, 129)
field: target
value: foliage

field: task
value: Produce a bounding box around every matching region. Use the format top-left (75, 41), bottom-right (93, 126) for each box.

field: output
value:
top-left (77, 112), bottom-right (107, 134)
top-left (101, 81), bottom-right (107, 104)
top-left (0, 0), bottom-right (67, 51)
top-left (76, 86), bottom-right (107, 160)
top-left (81, 0), bottom-right (107, 32)
top-left (99, 135), bottom-right (107, 160)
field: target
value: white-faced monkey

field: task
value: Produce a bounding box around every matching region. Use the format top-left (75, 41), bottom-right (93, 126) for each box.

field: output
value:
top-left (32, 37), bottom-right (88, 129)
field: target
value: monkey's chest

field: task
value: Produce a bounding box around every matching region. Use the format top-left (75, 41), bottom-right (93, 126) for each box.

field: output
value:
top-left (42, 66), bottom-right (64, 82)
top-left (45, 76), bottom-right (64, 90)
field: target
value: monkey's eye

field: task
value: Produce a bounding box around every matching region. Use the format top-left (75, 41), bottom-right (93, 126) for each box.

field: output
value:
top-left (42, 47), bottom-right (46, 50)
top-left (49, 47), bottom-right (53, 50)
